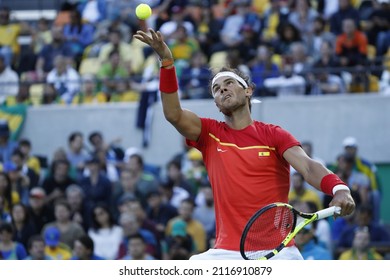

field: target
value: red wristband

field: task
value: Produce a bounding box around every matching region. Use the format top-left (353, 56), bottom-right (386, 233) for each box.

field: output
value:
top-left (320, 174), bottom-right (347, 196)
top-left (159, 66), bottom-right (178, 94)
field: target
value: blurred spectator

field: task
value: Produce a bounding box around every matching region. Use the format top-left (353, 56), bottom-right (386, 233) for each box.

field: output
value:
top-left (160, 178), bottom-right (191, 209)
top-left (42, 200), bottom-right (85, 249)
top-left (0, 195), bottom-right (11, 224)
top-left (0, 222), bottom-right (27, 259)
top-left (163, 218), bottom-right (196, 259)
top-left (5, 83), bottom-right (32, 107)
top-left (94, 10), bottom-right (130, 43)
top-left (96, 49), bottom-right (129, 97)
top-left (289, 42), bottom-right (312, 74)
top-left (25, 235), bottom-right (52, 260)
top-left (79, 156), bottom-right (112, 209)
top-left (72, 74), bottom-right (108, 104)
top-left (261, 0), bottom-right (290, 44)
top-left (121, 233), bottom-right (155, 260)
top-left (66, 131), bottom-right (89, 178)
top-left (0, 6), bottom-right (21, 67)
top-left (0, 54), bottom-right (19, 104)
top-left (311, 40), bottom-right (341, 75)
top-left (295, 223), bottom-right (333, 260)
top-left (31, 18), bottom-right (52, 55)
top-left (11, 203), bottom-right (37, 248)
top-left (374, 0), bottom-right (390, 56)
top-left (88, 203), bottom-right (123, 259)
top-left (11, 148), bottom-right (39, 190)
top-left (126, 154), bottom-right (159, 207)
top-left (117, 211), bottom-right (158, 259)
top-left (185, 148), bottom-right (208, 196)
top-left (166, 198), bottom-right (206, 253)
top-left (337, 204), bottom-right (390, 253)
top-left (0, 171), bottom-right (19, 213)
top-left (109, 79), bottom-right (139, 102)
top-left (91, 149), bottom-right (119, 183)
top-left (169, 24), bottom-right (200, 68)
top-left (329, 0), bottom-right (360, 35)
top-left (88, 131), bottom-right (124, 166)
top-left (78, 0), bottom-right (108, 25)
top-left (111, 168), bottom-right (140, 218)
top-left (273, 22), bottom-right (302, 55)
top-left (63, 9), bottom-right (95, 66)
top-left (42, 159), bottom-right (76, 207)
top-left (288, 172), bottom-right (322, 211)
top-left (159, 5), bottom-right (195, 40)
top-left (193, 184), bottom-right (215, 240)
top-left (305, 16), bottom-right (336, 60)
top-left (46, 55), bottom-right (81, 104)
top-left (308, 70), bottom-right (346, 95)
top-left (71, 234), bottom-right (105, 260)
top-left (165, 160), bottom-right (194, 197)
top-left (288, 0), bottom-right (319, 40)
top-left (342, 136), bottom-right (382, 222)
top-left (333, 153), bottom-right (370, 207)
top-left (335, 18), bottom-right (368, 68)
top-left (98, 28), bottom-right (144, 75)
top-left (35, 26), bottom-right (73, 80)
top-left (40, 83), bottom-right (57, 105)
top-left (146, 190), bottom-right (178, 237)
top-left (338, 226), bottom-right (384, 260)
top-left (18, 138), bottom-right (41, 177)
top-left (364, 0), bottom-right (390, 52)
top-left (264, 62), bottom-right (306, 96)
top-left (127, 198), bottom-right (161, 244)
top-left (250, 45), bottom-right (280, 97)
top-left (43, 226), bottom-right (72, 260)
top-left (65, 184), bottom-right (90, 230)
top-left (214, 0), bottom-right (261, 53)
top-left (27, 187), bottom-right (54, 233)
top-left (4, 161), bottom-right (31, 206)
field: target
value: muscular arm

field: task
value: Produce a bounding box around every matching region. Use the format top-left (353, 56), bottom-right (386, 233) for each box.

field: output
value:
top-left (283, 145), bottom-right (331, 191)
top-left (134, 29), bottom-right (202, 141)
top-left (160, 88), bottom-right (201, 141)
top-left (284, 146), bottom-right (355, 215)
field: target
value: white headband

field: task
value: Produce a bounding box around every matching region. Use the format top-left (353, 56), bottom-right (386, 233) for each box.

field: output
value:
top-left (211, 71), bottom-right (248, 97)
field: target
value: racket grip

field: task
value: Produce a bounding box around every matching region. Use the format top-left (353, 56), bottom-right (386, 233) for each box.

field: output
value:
top-left (316, 206), bottom-right (341, 220)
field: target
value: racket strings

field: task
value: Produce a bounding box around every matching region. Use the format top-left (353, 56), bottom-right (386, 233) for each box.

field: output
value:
top-left (243, 206), bottom-right (295, 260)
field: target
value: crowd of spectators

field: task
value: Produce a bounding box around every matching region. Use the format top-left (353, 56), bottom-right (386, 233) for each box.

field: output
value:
top-left (0, 116), bottom-right (389, 260)
top-left (0, 0), bottom-right (390, 106)
top-left (0, 0), bottom-right (390, 260)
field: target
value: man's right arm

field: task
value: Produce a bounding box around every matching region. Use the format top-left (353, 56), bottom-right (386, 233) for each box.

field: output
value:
top-left (133, 29), bottom-right (202, 141)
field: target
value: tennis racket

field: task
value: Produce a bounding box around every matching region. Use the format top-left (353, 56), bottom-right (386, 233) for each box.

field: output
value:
top-left (240, 202), bottom-right (341, 260)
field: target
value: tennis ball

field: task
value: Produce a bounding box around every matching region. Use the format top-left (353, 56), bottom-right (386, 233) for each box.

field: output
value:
top-left (135, 3), bottom-right (152, 20)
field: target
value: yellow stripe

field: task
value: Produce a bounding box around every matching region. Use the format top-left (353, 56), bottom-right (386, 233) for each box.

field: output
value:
top-left (209, 133), bottom-right (276, 150)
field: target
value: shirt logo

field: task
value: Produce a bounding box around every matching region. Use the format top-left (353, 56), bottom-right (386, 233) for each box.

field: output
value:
top-left (258, 151), bottom-right (270, 157)
top-left (217, 147), bottom-right (227, 153)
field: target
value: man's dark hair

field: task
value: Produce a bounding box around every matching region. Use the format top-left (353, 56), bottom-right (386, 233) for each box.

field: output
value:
top-left (28, 235), bottom-right (45, 250)
top-left (68, 131), bottom-right (83, 144)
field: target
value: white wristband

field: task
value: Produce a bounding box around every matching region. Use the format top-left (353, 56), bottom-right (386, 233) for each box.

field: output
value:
top-left (332, 184), bottom-right (350, 195)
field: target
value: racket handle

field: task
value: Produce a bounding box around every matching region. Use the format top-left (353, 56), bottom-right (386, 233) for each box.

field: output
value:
top-left (316, 206), bottom-right (341, 220)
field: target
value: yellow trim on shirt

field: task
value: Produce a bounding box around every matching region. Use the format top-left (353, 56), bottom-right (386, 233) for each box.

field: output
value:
top-left (209, 133), bottom-right (276, 150)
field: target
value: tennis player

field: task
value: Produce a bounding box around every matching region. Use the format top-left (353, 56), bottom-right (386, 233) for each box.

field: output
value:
top-left (133, 29), bottom-right (355, 260)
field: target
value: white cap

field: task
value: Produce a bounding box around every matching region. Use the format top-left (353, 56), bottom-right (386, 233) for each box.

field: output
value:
top-left (377, 0), bottom-right (389, 4)
top-left (342, 136), bottom-right (358, 147)
top-left (124, 147), bottom-right (142, 162)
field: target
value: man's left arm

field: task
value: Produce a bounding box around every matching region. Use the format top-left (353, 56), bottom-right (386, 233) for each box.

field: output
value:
top-left (284, 146), bottom-right (355, 216)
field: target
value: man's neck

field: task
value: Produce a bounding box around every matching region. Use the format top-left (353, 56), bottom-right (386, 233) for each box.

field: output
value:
top-left (225, 112), bottom-right (253, 130)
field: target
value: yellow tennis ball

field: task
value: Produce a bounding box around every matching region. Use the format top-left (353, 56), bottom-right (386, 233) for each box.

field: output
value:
top-left (135, 4), bottom-right (152, 20)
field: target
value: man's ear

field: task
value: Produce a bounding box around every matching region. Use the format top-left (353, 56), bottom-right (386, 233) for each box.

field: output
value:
top-left (245, 87), bottom-right (253, 98)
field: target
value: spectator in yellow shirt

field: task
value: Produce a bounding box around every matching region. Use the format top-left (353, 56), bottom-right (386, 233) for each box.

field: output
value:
top-left (0, 6), bottom-right (21, 66)
top-left (288, 172), bottom-right (322, 211)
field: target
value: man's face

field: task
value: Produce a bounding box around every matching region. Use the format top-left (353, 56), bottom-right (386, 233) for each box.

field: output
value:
top-left (212, 76), bottom-right (250, 116)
